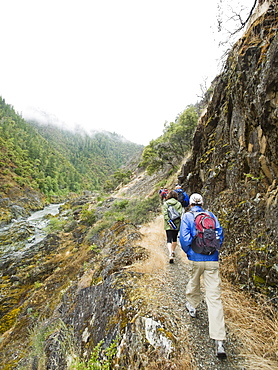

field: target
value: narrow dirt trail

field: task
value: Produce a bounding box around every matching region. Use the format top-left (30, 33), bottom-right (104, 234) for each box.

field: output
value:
top-left (115, 178), bottom-right (277, 369)
top-left (137, 215), bottom-right (247, 370)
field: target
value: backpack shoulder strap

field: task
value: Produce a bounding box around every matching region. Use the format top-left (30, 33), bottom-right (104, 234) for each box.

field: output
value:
top-left (190, 211), bottom-right (213, 231)
top-left (190, 210), bottom-right (203, 219)
top-left (190, 210), bottom-right (211, 217)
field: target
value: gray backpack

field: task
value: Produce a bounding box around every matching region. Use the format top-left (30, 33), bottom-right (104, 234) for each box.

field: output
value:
top-left (167, 204), bottom-right (181, 220)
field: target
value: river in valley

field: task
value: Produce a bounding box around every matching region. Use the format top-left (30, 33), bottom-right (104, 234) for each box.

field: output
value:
top-left (0, 203), bottom-right (64, 258)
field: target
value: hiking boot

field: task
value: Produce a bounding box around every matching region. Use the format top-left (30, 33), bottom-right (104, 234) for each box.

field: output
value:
top-left (169, 256), bottom-right (174, 263)
top-left (215, 340), bottom-right (227, 359)
top-left (171, 251), bottom-right (175, 257)
top-left (185, 301), bottom-right (196, 318)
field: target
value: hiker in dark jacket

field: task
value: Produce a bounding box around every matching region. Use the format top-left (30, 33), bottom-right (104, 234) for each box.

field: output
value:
top-left (179, 193), bottom-right (227, 359)
top-left (174, 184), bottom-right (189, 211)
top-left (163, 190), bottom-right (183, 264)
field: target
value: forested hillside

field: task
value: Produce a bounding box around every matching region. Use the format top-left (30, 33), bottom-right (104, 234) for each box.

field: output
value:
top-left (29, 120), bottom-right (143, 190)
top-left (0, 97), bottom-right (143, 199)
top-left (0, 98), bottom-right (77, 196)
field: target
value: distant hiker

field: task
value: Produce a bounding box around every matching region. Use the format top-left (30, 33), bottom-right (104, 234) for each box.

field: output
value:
top-left (163, 190), bottom-right (182, 263)
top-left (179, 193), bottom-right (227, 359)
top-left (160, 188), bottom-right (169, 203)
top-left (159, 187), bottom-right (164, 195)
top-left (174, 184), bottom-right (189, 211)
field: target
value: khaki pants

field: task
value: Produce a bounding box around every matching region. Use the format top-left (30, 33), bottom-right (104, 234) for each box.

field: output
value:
top-left (186, 260), bottom-right (226, 340)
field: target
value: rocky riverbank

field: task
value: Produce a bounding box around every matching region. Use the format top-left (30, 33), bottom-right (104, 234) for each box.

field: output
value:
top-left (0, 186), bottom-right (46, 226)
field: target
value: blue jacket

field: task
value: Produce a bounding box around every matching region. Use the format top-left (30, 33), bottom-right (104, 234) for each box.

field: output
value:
top-left (179, 205), bottom-right (224, 261)
top-left (174, 188), bottom-right (189, 207)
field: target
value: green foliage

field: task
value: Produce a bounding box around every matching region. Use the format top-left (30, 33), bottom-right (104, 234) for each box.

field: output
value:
top-left (244, 173), bottom-right (264, 181)
top-left (103, 169), bottom-right (133, 192)
top-left (34, 281), bottom-right (43, 289)
top-left (103, 209), bottom-right (125, 223)
top-left (125, 195), bottom-right (161, 224)
top-left (96, 195), bottom-right (106, 203)
top-left (105, 195), bottom-right (160, 225)
top-left (139, 105), bottom-right (198, 174)
top-left (86, 194), bottom-right (161, 243)
top-left (71, 337), bottom-right (118, 370)
top-left (139, 138), bottom-right (165, 175)
top-left (30, 120), bottom-right (142, 192)
top-left (81, 205), bottom-right (97, 225)
top-left (86, 219), bottom-right (112, 241)
top-left (0, 98), bottom-right (82, 196)
top-left (113, 199), bottom-right (129, 210)
top-left (0, 96), bottom-right (143, 198)
top-left (27, 319), bottom-right (74, 370)
top-left (45, 217), bottom-right (67, 232)
top-left (102, 199), bottom-right (130, 223)
top-left (89, 244), bottom-right (100, 253)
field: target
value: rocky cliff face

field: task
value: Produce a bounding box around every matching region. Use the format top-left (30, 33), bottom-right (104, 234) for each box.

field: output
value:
top-left (178, 0), bottom-right (278, 302)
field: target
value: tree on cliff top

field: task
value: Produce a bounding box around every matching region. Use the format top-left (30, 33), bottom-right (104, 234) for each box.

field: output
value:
top-left (139, 105), bottom-right (198, 175)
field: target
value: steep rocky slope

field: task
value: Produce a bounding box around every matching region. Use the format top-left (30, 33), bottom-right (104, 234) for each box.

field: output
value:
top-left (179, 0), bottom-right (278, 303)
top-left (1, 176), bottom-right (276, 369)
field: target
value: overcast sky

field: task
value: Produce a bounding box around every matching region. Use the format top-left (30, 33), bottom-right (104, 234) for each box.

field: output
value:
top-left (0, 0), bottom-right (255, 145)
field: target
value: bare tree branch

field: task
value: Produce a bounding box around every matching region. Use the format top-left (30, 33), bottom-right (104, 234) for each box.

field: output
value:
top-left (230, 0), bottom-right (258, 36)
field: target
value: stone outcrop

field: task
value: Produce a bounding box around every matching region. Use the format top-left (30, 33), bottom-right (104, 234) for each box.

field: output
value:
top-left (178, 0), bottom-right (278, 302)
top-left (0, 186), bottom-right (45, 226)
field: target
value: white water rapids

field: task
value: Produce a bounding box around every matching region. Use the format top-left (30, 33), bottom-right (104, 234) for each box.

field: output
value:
top-left (0, 203), bottom-right (63, 258)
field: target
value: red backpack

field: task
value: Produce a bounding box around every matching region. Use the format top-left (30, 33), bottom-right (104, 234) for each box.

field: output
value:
top-left (160, 189), bottom-right (169, 199)
top-left (191, 211), bottom-right (220, 255)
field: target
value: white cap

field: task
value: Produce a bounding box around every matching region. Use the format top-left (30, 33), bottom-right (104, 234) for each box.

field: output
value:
top-left (189, 193), bottom-right (203, 205)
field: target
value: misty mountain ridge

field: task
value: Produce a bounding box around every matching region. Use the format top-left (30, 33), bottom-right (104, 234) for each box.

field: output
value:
top-left (0, 97), bottom-right (143, 213)
top-left (23, 106), bottom-right (135, 144)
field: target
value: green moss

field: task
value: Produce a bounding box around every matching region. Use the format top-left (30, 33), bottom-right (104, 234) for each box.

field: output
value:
top-left (244, 173), bottom-right (264, 181)
top-left (157, 327), bottom-right (175, 341)
top-left (34, 281), bottom-right (43, 289)
top-left (205, 116), bottom-right (213, 126)
top-left (0, 307), bottom-right (21, 334)
top-left (91, 276), bottom-right (103, 286)
top-left (89, 244), bottom-right (100, 253)
top-left (1, 361), bottom-right (19, 370)
top-left (118, 236), bottom-right (128, 246)
top-left (199, 147), bottom-right (215, 164)
top-left (252, 275), bottom-right (266, 285)
top-left (236, 200), bottom-right (247, 208)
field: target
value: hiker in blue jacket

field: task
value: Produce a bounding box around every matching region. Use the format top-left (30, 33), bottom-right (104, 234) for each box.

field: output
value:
top-left (179, 193), bottom-right (227, 359)
top-left (174, 184), bottom-right (189, 212)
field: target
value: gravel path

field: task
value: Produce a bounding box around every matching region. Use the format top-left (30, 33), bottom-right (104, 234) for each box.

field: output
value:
top-left (119, 176), bottom-right (250, 369)
top-left (155, 242), bottom-right (247, 370)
